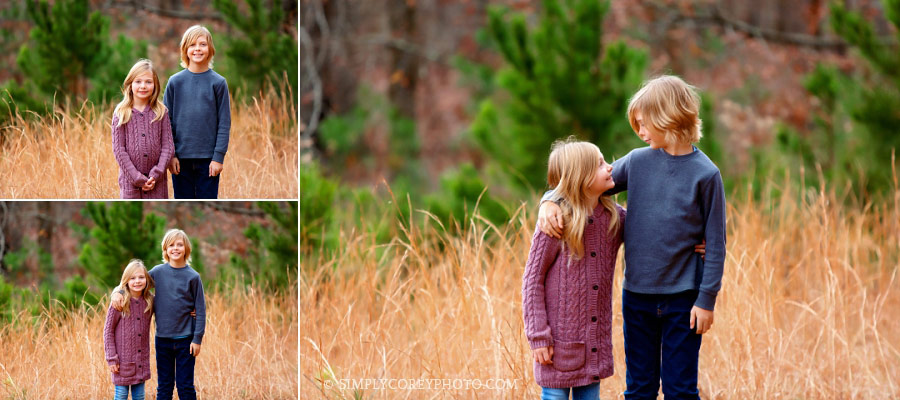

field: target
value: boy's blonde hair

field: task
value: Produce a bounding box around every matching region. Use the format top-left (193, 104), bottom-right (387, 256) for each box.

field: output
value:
top-left (118, 259), bottom-right (154, 317)
top-left (180, 25), bottom-right (216, 69)
top-left (547, 137), bottom-right (620, 260)
top-left (627, 75), bottom-right (702, 145)
top-left (113, 59), bottom-right (167, 125)
top-left (161, 229), bottom-right (193, 264)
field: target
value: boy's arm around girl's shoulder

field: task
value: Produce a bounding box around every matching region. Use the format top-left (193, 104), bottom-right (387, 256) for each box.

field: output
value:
top-left (696, 169), bottom-right (727, 311)
top-left (522, 228), bottom-right (560, 350)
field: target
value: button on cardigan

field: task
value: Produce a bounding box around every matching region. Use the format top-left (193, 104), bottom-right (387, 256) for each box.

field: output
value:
top-left (522, 203), bottom-right (625, 388)
top-left (111, 106), bottom-right (174, 199)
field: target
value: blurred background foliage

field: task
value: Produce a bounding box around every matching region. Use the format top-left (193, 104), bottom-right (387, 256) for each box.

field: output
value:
top-left (301, 0), bottom-right (900, 260)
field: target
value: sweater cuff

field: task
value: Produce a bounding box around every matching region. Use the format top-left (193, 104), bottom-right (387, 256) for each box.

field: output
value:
top-left (694, 290), bottom-right (717, 311)
top-left (107, 356), bottom-right (118, 365)
top-left (192, 335), bottom-right (203, 345)
top-left (212, 151), bottom-right (226, 164)
top-left (529, 338), bottom-right (553, 350)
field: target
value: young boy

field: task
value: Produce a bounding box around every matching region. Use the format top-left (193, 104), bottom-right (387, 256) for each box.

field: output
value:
top-left (112, 229), bottom-right (207, 400)
top-left (538, 75), bottom-right (726, 399)
top-left (164, 25), bottom-right (231, 199)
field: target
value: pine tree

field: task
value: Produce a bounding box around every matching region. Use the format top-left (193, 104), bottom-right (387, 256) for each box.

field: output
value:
top-left (16, 0), bottom-right (145, 104)
top-left (229, 202), bottom-right (298, 290)
top-left (76, 202), bottom-right (167, 289)
top-left (470, 0), bottom-right (648, 192)
top-left (803, 0), bottom-right (900, 192)
top-left (212, 0), bottom-right (298, 97)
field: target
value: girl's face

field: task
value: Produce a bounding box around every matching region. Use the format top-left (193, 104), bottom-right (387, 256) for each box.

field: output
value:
top-left (131, 71), bottom-right (154, 103)
top-left (586, 154), bottom-right (614, 196)
top-left (187, 35), bottom-right (210, 66)
top-left (128, 270), bottom-right (147, 294)
top-left (167, 239), bottom-right (186, 263)
top-left (635, 110), bottom-right (667, 149)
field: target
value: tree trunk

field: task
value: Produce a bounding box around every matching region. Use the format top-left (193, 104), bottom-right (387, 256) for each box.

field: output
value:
top-left (387, 0), bottom-right (418, 120)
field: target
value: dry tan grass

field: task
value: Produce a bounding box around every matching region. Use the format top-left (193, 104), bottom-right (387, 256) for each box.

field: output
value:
top-left (0, 285), bottom-right (298, 399)
top-left (0, 90), bottom-right (297, 199)
top-left (300, 182), bottom-right (900, 399)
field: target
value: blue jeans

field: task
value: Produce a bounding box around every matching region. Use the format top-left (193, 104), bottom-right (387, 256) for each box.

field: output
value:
top-left (540, 382), bottom-right (600, 400)
top-left (113, 382), bottom-right (145, 400)
top-left (622, 289), bottom-right (702, 400)
top-left (172, 158), bottom-right (220, 199)
top-left (155, 336), bottom-right (196, 400)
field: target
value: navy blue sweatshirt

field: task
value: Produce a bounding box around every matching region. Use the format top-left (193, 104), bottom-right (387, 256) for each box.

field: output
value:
top-left (163, 68), bottom-right (231, 163)
top-left (149, 263), bottom-right (207, 344)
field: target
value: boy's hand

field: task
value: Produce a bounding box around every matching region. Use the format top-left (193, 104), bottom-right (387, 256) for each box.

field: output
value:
top-left (694, 240), bottom-right (706, 260)
top-left (537, 201), bottom-right (564, 238)
top-left (690, 306), bottom-right (714, 334)
top-left (190, 343), bottom-right (201, 357)
top-left (111, 291), bottom-right (125, 311)
top-left (168, 157), bottom-right (180, 175)
top-left (109, 363), bottom-right (119, 374)
top-left (191, 309), bottom-right (196, 318)
top-left (533, 346), bottom-right (553, 365)
top-left (142, 177), bottom-right (156, 192)
top-left (209, 161), bottom-right (224, 177)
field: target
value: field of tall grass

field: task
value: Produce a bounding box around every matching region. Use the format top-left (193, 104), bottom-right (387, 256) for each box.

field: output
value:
top-left (300, 180), bottom-right (900, 399)
top-left (0, 284), bottom-right (298, 399)
top-left (0, 88), bottom-right (297, 199)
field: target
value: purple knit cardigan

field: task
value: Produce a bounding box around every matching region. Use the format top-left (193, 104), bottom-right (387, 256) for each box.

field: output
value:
top-left (111, 106), bottom-right (174, 199)
top-left (522, 203), bottom-right (625, 388)
top-left (103, 296), bottom-right (153, 386)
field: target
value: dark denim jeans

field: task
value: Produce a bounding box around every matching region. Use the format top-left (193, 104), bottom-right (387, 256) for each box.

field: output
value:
top-left (155, 336), bottom-right (196, 400)
top-left (622, 289), bottom-right (702, 400)
top-left (172, 158), bottom-right (220, 199)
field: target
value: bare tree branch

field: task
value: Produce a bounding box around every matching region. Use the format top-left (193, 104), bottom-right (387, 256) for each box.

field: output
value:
top-left (202, 202), bottom-right (267, 217)
top-left (107, 0), bottom-right (223, 22)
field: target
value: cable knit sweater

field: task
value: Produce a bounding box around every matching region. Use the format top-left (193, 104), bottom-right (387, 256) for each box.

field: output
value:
top-left (103, 296), bottom-right (153, 386)
top-left (111, 106), bottom-right (174, 199)
top-left (522, 203), bottom-right (625, 388)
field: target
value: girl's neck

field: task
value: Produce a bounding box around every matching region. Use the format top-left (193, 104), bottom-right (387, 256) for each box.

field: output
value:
top-left (587, 194), bottom-right (600, 209)
top-left (132, 99), bottom-right (149, 111)
top-left (169, 259), bottom-right (187, 268)
top-left (662, 141), bottom-right (694, 156)
top-left (129, 289), bottom-right (142, 298)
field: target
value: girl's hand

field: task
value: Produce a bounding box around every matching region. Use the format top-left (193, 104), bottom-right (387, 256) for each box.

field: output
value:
top-left (168, 157), bottom-right (180, 175)
top-left (533, 346), bottom-right (553, 365)
top-left (537, 202), bottom-right (564, 238)
top-left (694, 240), bottom-right (706, 260)
top-left (209, 161), bottom-right (224, 177)
top-left (142, 177), bottom-right (156, 192)
top-left (190, 343), bottom-right (202, 357)
top-left (109, 363), bottom-right (119, 374)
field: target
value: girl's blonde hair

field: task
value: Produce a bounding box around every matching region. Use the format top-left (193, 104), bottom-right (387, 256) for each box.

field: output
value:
top-left (627, 75), bottom-right (702, 145)
top-left (113, 59), bottom-right (167, 126)
top-left (118, 259), bottom-right (154, 317)
top-left (161, 229), bottom-right (193, 264)
top-left (547, 137), bottom-right (620, 260)
top-left (180, 25), bottom-right (216, 69)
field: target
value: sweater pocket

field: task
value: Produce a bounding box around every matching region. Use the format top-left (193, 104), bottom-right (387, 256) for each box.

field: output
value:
top-left (119, 362), bottom-right (136, 378)
top-left (551, 340), bottom-right (585, 372)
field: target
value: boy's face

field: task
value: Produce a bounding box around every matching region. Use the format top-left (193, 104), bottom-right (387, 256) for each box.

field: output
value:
top-left (128, 270), bottom-right (147, 293)
top-left (634, 111), bottom-right (667, 149)
top-left (187, 35), bottom-right (210, 66)
top-left (167, 239), bottom-right (186, 262)
top-left (587, 154), bottom-right (614, 196)
top-left (131, 71), bottom-right (154, 103)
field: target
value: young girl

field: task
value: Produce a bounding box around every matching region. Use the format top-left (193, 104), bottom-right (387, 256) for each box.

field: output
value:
top-left (522, 137), bottom-right (624, 399)
top-left (104, 260), bottom-right (155, 400)
top-left (111, 59), bottom-right (174, 199)
top-left (164, 25), bottom-right (231, 199)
